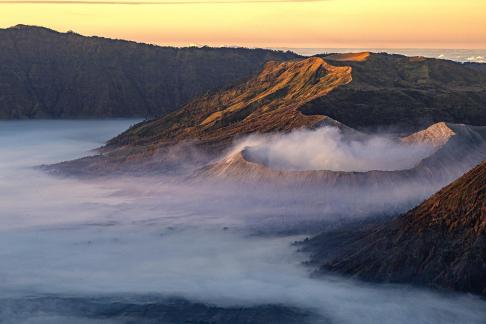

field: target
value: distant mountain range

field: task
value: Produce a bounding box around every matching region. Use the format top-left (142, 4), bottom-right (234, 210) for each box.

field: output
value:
top-left (304, 160), bottom-right (486, 296)
top-left (1, 26), bottom-right (486, 124)
top-left (0, 25), bottom-right (297, 119)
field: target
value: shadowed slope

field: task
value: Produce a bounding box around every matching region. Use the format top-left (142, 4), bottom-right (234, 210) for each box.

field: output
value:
top-left (307, 160), bottom-right (486, 296)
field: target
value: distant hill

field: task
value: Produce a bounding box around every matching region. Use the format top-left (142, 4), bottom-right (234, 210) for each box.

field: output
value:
top-left (0, 25), bottom-right (297, 119)
top-left (305, 160), bottom-right (486, 296)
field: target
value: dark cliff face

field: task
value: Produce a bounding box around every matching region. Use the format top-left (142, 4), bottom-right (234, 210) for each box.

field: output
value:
top-left (301, 53), bottom-right (486, 129)
top-left (305, 160), bottom-right (486, 296)
top-left (0, 25), bottom-right (298, 119)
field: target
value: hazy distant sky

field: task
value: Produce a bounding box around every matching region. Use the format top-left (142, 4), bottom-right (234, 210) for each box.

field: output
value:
top-left (1, 0), bottom-right (485, 49)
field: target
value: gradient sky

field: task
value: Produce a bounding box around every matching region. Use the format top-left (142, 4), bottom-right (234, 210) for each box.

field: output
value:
top-left (0, 0), bottom-right (485, 49)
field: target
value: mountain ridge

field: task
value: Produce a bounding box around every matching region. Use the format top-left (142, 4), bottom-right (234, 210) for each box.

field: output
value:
top-left (107, 57), bottom-right (352, 148)
top-left (0, 25), bottom-right (298, 119)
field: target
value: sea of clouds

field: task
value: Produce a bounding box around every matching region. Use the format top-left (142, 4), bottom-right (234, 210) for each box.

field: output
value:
top-left (0, 120), bottom-right (485, 323)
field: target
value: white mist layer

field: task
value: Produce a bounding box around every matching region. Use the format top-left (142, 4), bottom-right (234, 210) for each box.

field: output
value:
top-left (243, 127), bottom-right (435, 172)
top-left (0, 120), bottom-right (485, 324)
top-left (2, 228), bottom-right (486, 324)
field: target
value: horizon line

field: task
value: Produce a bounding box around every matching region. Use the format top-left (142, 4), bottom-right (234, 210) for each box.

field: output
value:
top-left (2, 25), bottom-right (485, 52)
top-left (0, 0), bottom-right (329, 5)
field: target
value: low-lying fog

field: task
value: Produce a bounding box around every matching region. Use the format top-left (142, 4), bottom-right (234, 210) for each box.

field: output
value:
top-left (243, 127), bottom-right (435, 172)
top-left (0, 120), bottom-right (485, 324)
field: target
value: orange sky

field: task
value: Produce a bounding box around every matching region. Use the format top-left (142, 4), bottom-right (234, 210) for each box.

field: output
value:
top-left (0, 0), bottom-right (485, 49)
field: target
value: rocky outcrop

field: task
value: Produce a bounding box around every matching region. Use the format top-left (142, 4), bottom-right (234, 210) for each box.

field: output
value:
top-left (305, 160), bottom-right (486, 296)
top-left (401, 121), bottom-right (455, 146)
top-left (0, 25), bottom-right (297, 119)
